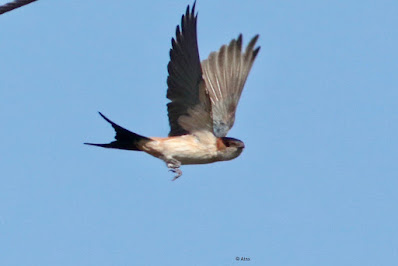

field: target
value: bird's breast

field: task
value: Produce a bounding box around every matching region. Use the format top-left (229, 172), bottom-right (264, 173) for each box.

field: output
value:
top-left (142, 133), bottom-right (220, 165)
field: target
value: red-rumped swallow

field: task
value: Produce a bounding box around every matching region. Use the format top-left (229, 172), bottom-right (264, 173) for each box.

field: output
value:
top-left (85, 2), bottom-right (260, 180)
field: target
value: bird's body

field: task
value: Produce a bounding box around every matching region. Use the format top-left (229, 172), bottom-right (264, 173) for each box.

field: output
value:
top-left (144, 133), bottom-right (220, 165)
top-left (142, 133), bottom-right (244, 165)
top-left (86, 2), bottom-right (259, 180)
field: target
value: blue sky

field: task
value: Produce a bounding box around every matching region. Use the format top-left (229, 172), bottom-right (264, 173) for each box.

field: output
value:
top-left (1, 0), bottom-right (397, 265)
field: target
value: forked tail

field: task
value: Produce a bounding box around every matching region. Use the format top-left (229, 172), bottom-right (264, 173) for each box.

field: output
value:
top-left (85, 112), bottom-right (150, 151)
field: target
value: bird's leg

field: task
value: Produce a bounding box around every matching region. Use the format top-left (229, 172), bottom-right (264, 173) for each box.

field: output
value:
top-left (167, 159), bottom-right (182, 181)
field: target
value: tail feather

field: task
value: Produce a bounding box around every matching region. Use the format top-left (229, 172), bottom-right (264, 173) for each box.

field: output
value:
top-left (85, 112), bottom-right (150, 151)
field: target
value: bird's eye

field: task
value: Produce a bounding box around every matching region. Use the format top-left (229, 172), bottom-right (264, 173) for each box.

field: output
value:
top-left (224, 141), bottom-right (230, 147)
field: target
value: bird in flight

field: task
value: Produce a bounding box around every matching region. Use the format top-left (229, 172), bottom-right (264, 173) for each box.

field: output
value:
top-left (86, 2), bottom-right (260, 180)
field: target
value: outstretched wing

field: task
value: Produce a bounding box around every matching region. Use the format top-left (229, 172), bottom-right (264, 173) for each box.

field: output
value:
top-left (201, 35), bottom-right (260, 137)
top-left (0, 0), bottom-right (38, 15)
top-left (166, 2), bottom-right (212, 136)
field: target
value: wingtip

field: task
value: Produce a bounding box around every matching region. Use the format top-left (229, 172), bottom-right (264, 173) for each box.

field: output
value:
top-left (236, 34), bottom-right (243, 49)
top-left (186, 1), bottom-right (197, 17)
top-left (185, 3), bottom-right (190, 17)
top-left (251, 34), bottom-right (260, 45)
top-left (252, 35), bottom-right (261, 58)
top-left (192, 1), bottom-right (197, 13)
top-left (253, 46), bottom-right (261, 58)
top-left (245, 34), bottom-right (260, 55)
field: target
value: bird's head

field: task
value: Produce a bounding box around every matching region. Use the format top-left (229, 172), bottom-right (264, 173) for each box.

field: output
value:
top-left (217, 137), bottom-right (245, 161)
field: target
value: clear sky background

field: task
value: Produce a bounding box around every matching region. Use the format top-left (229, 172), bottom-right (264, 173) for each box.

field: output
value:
top-left (1, 0), bottom-right (397, 265)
